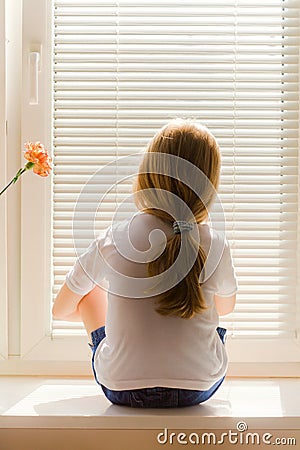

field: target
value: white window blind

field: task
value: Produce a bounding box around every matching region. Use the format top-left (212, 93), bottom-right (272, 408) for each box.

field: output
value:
top-left (52, 0), bottom-right (299, 340)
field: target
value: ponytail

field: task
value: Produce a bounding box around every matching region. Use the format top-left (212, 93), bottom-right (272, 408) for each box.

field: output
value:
top-left (146, 217), bottom-right (207, 319)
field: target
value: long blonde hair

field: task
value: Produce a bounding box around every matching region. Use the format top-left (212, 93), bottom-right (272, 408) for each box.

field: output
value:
top-left (133, 119), bottom-right (221, 319)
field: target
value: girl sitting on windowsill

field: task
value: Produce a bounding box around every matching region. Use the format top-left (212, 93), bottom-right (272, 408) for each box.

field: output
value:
top-left (52, 119), bottom-right (237, 408)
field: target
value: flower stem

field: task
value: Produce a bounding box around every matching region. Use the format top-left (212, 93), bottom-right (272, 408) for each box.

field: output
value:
top-left (0, 162), bottom-right (35, 196)
top-left (0, 178), bottom-right (16, 196)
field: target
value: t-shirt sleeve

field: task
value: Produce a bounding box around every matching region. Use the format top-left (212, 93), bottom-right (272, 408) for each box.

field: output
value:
top-left (65, 235), bottom-right (107, 296)
top-left (215, 238), bottom-right (238, 297)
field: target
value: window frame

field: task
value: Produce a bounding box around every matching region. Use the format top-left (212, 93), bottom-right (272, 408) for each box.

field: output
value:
top-left (0, 0), bottom-right (8, 361)
top-left (0, 0), bottom-right (299, 376)
top-left (19, 0), bottom-right (53, 358)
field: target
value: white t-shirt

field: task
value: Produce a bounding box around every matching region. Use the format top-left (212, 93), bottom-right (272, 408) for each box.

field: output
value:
top-left (66, 213), bottom-right (238, 391)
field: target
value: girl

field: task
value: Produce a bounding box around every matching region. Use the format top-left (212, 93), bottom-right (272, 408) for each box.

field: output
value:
top-left (52, 119), bottom-right (238, 408)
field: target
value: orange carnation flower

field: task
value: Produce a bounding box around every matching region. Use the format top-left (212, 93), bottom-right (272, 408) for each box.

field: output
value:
top-left (24, 141), bottom-right (52, 177)
top-left (0, 141), bottom-right (52, 196)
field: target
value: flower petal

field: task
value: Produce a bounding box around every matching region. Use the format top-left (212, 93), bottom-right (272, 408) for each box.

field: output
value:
top-left (23, 141), bottom-right (52, 177)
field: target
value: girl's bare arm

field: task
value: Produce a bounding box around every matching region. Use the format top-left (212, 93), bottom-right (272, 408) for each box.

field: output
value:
top-left (214, 294), bottom-right (236, 316)
top-left (52, 282), bottom-right (83, 320)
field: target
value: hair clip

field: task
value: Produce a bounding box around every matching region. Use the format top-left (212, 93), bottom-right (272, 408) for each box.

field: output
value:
top-left (173, 220), bottom-right (194, 235)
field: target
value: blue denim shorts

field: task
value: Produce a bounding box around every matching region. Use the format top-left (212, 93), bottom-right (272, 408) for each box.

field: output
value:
top-left (89, 326), bottom-right (227, 408)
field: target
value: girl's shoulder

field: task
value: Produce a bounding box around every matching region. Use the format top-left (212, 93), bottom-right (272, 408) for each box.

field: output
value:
top-left (198, 225), bottom-right (229, 284)
top-left (97, 217), bottom-right (229, 265)
top-left (100, 218), bottom-right (228, 248)
top-left (198, 223), bottom-right (227, 250)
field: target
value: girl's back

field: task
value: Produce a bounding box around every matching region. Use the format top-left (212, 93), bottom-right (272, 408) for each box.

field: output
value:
top-left (66, 211), bottom-right (236, 391)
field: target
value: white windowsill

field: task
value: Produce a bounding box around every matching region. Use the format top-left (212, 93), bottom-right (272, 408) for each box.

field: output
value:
top-left (0, 377), bottom-right (299, 430)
